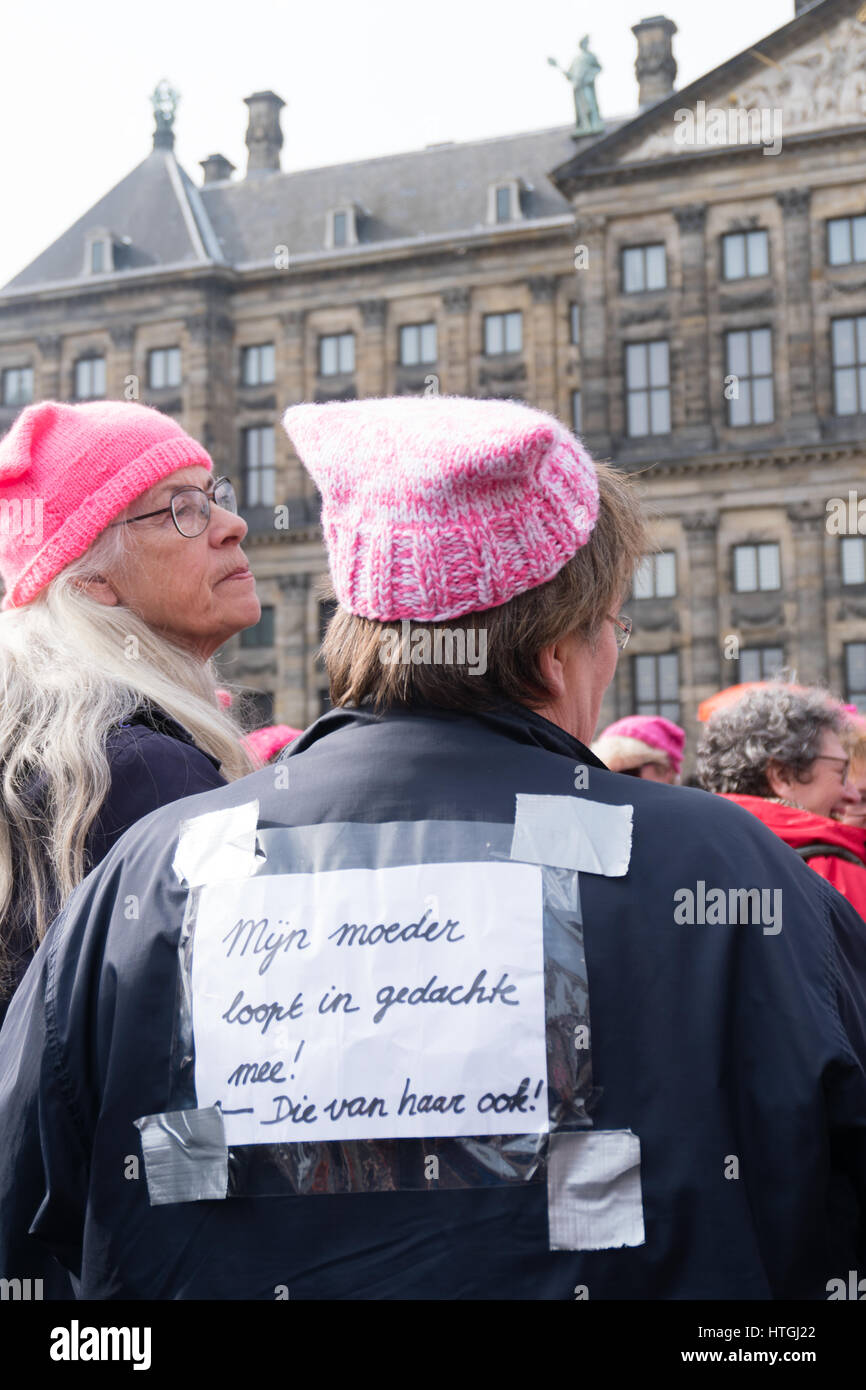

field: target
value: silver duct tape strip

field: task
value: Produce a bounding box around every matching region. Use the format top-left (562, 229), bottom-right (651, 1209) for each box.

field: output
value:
top-left (134, 1105), bottom-right (229, 1206)
top-left (172, 799), bottom-right (264, 888)
top-left (511, 794), bottom-right (633, 876)
top-left (547, 1129), bottom-right (645, 1250)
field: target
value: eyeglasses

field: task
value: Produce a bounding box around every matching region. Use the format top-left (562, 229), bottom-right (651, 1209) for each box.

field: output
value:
top-left (813, 754), bottom-right (851, 782)
top-left (611, 614), bottom-right (632, 651)
top-left (109, 476), bottom-right (238, 538)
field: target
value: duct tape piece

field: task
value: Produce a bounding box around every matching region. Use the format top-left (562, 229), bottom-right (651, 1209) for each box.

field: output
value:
top-left (172, 799), bottom-right (263, 888)
top-left (134, 1105), bottom-right (229, 1206)
top-left (511, 794), bottom-right (633, 876)
top-left (547, 1129), bottom-right (645, 1250)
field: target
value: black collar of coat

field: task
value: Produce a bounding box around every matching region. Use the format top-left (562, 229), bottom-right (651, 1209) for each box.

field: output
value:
top-left (280, 696), bottom-right (608, 771)
top-left (117, 701), bottom-right (222, 771)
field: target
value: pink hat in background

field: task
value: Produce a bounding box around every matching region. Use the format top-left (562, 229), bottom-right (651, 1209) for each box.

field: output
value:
top-left (592, 715), bottom-right (686, 776)
top-left (282, 395), bottom-right (599, 622)
top-left (0, 400), bottom-right (213, 609)
top-left (243, 724), bottom-right (303, 764)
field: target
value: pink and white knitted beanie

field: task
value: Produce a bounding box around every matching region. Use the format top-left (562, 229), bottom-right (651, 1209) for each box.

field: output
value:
top-left (0, 400), bottom-right (213, 609)
top-left (592, 715), bottom-right (686, 776)
top-left (282, 395), bottom-right (599, 621)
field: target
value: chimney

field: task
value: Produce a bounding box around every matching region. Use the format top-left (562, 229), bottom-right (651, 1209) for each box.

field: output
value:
top-left (200, 153), bottom-right (236, 186)
top-left (243, 91), bottom-right (285, 177)
top-left (632, 15), bottom-right (678, 110)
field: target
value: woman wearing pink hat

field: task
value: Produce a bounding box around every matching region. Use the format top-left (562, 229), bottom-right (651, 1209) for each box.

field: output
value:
top-left (0, 400), bottom-right (260, 1021)
top-left (591, 714), bottom-right (685, 784)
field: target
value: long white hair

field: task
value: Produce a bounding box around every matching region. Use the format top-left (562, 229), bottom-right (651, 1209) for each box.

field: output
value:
top-left (0, 519), bottom-right (257, 994)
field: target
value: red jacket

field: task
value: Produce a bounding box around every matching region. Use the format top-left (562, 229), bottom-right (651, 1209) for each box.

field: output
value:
top-left (721, 794), bottom-right (866, 921)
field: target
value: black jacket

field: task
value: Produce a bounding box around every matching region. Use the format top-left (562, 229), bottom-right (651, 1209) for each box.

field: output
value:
top-left (1, 699), bottom-right (865, 1299)
top-left (1, 703), bottom-right (226, 1026)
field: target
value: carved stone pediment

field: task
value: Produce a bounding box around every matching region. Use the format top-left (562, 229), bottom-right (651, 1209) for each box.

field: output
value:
top-left (619, 302), bottom-right (670, 327)
top-left (631, 598), bottom-right (679, 633)
top-left (731, 598), bottom-right (784, 627)
top-left (718, 289), bottom-right (775, 312)
top-left (622, 16), bottom-right (866, 164)
top-left (838, 596), bottom-right (866, 621)
top-left (478, 361), bottom-right (527, 387)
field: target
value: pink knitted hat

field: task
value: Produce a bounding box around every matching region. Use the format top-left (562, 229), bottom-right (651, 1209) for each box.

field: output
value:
top-left (282, 395), bottom-right (599, 621)
top-left (243, 724), bottom-right (303, 764)
top-left (592, 715), bottom-right (686, 776)
top-left (0, 400), bottom-right (213, 609)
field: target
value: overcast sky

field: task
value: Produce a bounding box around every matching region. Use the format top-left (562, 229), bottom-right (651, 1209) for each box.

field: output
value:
top-left (2, 0), bottom-right (798, 289)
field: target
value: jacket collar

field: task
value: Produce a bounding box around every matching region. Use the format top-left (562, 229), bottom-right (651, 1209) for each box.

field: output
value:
top-left (117, 701), bottom-right (222, 771)
top-left (282, 696), bottom-right (607, 770)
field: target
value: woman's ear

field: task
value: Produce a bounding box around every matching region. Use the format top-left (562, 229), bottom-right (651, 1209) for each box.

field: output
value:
top-left (76, 575), bottom-right (121, 607)
top-left (765, 759), bottom-right (792, 800)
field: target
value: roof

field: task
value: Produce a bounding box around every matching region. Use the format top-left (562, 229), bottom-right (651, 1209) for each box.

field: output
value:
top-left (0, 123), bottom-right (618, 296)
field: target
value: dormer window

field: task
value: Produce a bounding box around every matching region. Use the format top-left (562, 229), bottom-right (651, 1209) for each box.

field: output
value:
top-left (326, 206), bottom-right (358, 249)
top-left (488, 180), bottom-right (523, 226)
top-left (84, 229), bottom-right (114, 276)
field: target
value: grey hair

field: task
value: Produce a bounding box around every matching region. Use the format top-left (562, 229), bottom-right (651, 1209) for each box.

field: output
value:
top-left (0, 516), bottom-right (257, 998)
top-left (696, 684), bottom-right (847, 796)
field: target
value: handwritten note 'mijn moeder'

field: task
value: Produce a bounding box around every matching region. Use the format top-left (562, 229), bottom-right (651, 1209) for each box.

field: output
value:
top-left (190, 860), bottom-right (547, 1145)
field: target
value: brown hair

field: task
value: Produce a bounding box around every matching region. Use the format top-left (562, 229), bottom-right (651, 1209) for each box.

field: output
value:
top-left (319, 459), bottom-right (648, 714)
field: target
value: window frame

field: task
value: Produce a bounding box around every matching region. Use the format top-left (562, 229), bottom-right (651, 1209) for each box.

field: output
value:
top-left (721, 229), bottom-right (770, 282)
top-left (621, 243), bottom-right (667, 295)
top-left (318, 332), bottom-right (355, 377)
top-left (632, 650), bottom-right (680, 721)
top-left (398, 321), bottom-right (438, 367)
top-left (241, 343), bottom-right (276, 387)
top-left (242, 424), bottom-right (276, 507)
top-left (731, 541), bottom-right (781, 594)
top-left (73, 355), bottom-right (106, 400)
top-left (624, 338), bottom-right (671, 437)
top-left (1, 365), bottom-right (34, 407)
top-left (725, 326), bottom-right (775, 427)
top-left (147, 346), bottom-right (181, 391)
top-left (483, 310), bottom-right (523, 357)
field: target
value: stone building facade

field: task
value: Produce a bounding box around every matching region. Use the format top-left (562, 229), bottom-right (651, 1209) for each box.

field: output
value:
top-left (0, 0), bottom-right (864, 770)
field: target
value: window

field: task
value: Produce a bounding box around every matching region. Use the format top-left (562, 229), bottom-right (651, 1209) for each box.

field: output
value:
top-left (243, 426), bottom-right (276, 506)
top-left (147, 347), bottom-right (181, 390)
top-left (484, 311), bottom-right (522, 356)
top-left (722, 230), bottom-right (769, 280)
top-left (739, 646), bottom-right (784, 683)
top-left (831, 316), bottom-right (866, 415)
top-left (842, 537), bottom-right (866, 585)
top-left (2, 366), bottom-right (33, 407)
top-left (240, 605), bottom-right (275, 649)
top-left (733, 542), bottom-right (780, 592)
top-left (634, 652), bottom-right (679, 721)
top-left (571, 390), bottom-right (581, 434)
top-left (570, 303), bottom-right (580, 346)
top-left (828, 215), bottom-right (866, 267)
top-left (633, 551), bottom-right (677, 599)
top-left (74, 357), bottom-right (106, 399)
top-left (333, 211), bottom-right (348, 247)
top-left (319, 332), bottom-right (354, 376)
top-left (241, 343), bottom-right (275, 386)
top-left (622, 244), bottom-right (666, 293)
top-left (625, 340), bottom-right (670, 436)
top-left (725, 328), bottom-right (774, 426)
top-left (846, 643), bottom-right (866, 712)
top-left (91, 240), bottom-right (105, 273)
top-left (495, 186), bottom-right (512, 223)
top-left (399, 322), bottom-right (437, 366)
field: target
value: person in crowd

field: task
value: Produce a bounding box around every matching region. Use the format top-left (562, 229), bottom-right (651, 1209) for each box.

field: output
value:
top-left (697, 684), bottom-right (866, 918)
top-left (1, 395), bottom-right (865, 1300)
top-left (0, 399), bottom-right (260, 1024)
top-left (243, 723), bottom-right (303, 765)
top-left (836, 716), bottom-right (866, 831)
top-left (591, 714), bottom-right (684, 783)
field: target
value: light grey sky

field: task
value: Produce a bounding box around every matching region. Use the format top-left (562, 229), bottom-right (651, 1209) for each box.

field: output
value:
top-left (2, 0), bottom-right (798, 288)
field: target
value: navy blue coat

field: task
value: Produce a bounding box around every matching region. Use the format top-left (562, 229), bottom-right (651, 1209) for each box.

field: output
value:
top-left (0, 703), bottom-right (226, 1028)
top-left (1, 699), bottom-right (865, 1299)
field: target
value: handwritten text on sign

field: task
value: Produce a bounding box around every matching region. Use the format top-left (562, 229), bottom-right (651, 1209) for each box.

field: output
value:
top-left (190, 861), bottom-right (547, 1144)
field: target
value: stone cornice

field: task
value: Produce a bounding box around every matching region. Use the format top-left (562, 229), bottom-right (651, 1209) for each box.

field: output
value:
top-left (619, 438), bottom-right (866, 478)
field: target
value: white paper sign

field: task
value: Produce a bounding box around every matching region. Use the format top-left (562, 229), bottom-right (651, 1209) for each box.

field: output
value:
top-left (190, 860), bottom-right (547, 1144)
